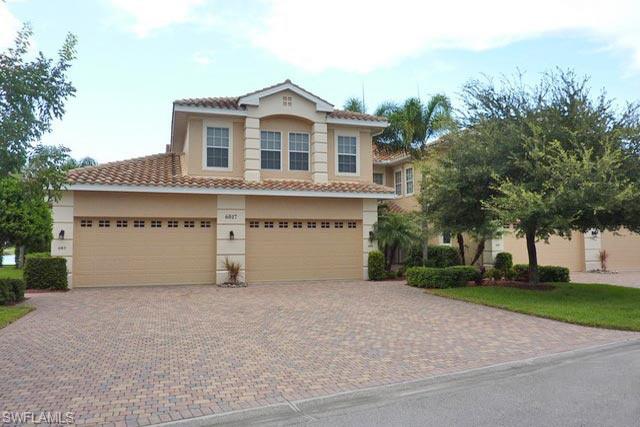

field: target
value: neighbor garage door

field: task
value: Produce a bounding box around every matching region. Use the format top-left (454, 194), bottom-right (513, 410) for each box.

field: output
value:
top-left (246, 219), bottom-right (361, 282)
top-left (602, 229), bottom-right (640, 271)
top-left (74, 217), bottom-right (216, 287)
top-left (504, 232), bottom-right (585, 272)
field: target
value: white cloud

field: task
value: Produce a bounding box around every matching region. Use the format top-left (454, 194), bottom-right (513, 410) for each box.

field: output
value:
top-left (193, 50), bottom-right (214, 65)
top-left (249, 0), bottom-right (640, 73)
top-left (109, 0), bottom-right (205, 37)
top-left (108, 0), bottom-right (640, 73)
top-left (0, 2), bottom-right (21, 49)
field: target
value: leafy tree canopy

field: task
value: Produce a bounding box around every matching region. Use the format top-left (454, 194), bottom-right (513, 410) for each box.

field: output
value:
top-left (0, 24), bottom-right (77, 176)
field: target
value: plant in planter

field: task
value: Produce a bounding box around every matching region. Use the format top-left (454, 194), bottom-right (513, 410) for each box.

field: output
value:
top-left (220, 257), bottom-right (246, 287)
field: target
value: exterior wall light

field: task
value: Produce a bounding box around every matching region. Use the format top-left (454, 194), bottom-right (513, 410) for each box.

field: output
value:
top-left (229, 230), bottom-right (234, 240)
top-left (58, 230), bottom-right (65, 240)
top-left (369, 231), bottom-right (375, 242)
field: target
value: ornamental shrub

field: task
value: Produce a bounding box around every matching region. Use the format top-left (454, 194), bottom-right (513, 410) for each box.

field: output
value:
top-left (24, 253), bottom-right (68, 290)
top-left (494, 252), bottom-right (513, 272)
top-left (406, 265), bottom-right (479, 289)
top-left (368, 250), bottom-right (386, 281)
top-left (0, 278), bottom-right (25, 305)
top-left (512, 264), bottom-right (570, 283)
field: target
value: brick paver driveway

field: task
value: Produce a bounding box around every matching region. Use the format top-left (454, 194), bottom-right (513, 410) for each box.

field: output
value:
top-left (1, 281), bottom-right (636, 426)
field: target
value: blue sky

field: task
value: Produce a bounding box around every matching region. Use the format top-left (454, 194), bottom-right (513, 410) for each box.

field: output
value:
top-left (2, 0), bottom-right (640, 162)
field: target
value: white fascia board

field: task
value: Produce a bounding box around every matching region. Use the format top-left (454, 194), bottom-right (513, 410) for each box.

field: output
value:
top-left (238, 82), bottom-right (334, 112)
top-left (67, 183), bottom-right (396, 199)
top-left (173, 105), bottom-right (248, 116)
top-left (326, 117), bottom-right (389, 128)
top-left (373, 156), bottom-right (412, 166)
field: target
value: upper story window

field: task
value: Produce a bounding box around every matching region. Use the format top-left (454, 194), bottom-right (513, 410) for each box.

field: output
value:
top-left (289, 132), bottom-right (309, 171)
top-left (205, 126), bottom-right (230, 169)
top-left (337, 135), bottom-right (357, 174)
top-left (373, 173), bottom-right (384, 185)
top-left (261, 131), bottom-right (281, 170)
top-left (405, 167), bottom-right (414, 194)
top-left (283, 95), bottom-right (292, 106)
top-left (394, 170), bottom-right (402, 195)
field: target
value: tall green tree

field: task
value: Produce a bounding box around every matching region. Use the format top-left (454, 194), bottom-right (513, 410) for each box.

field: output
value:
top-left (462, 70), bottom-right (640, 284)
top-left (375, 95), bottom-right (454, 262)
top-left (343, 97), bottom-right (365, 113)
top-left (0, 24), bottom-right (77, 175)
top-left (420, 130), bottom-right (500, 265)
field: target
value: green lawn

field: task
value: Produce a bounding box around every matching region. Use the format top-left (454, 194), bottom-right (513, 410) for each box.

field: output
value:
top-left (430, 283), bottom-right (640, 332)
top-left (0, 266), bottom-right (23, 280)
top-left (0, 306), bottom-right (33, 329)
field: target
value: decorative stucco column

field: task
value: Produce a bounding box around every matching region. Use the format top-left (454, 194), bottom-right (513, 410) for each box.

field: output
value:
top-left (244, 117), bottom-right (261, 182)
top-left (362, 199), bottom-right (378, 280)
top-left (50, 191), bottom-right (74, 288)
top-left (311, 122), bottom-right (328, 184)
top-left (584, 229), bottom-right (602, 271)
top-left (482, 235), bottom-right (505, 267)
top-left (216, 195), bottom-right (246, 284)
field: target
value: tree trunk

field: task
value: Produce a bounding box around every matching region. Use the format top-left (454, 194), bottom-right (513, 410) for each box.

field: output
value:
top-left (17, 245), bottom-right (25, 269)
top-left (387, 244), bottom-right (397, 270)
top-left (420, 178), bottom-right (429, 263)
top-left (456, 233), bottom-right (466, 265)
top-left (470, 238), bottom-right (486, 266)
top-left (525, 229), bottom-right (539, 284)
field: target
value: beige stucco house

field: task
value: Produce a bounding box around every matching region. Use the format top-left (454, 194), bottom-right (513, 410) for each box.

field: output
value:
top-left (51, 80), bottom-right (395, 287)
top-left (374, 147), bottom-right (640, 272)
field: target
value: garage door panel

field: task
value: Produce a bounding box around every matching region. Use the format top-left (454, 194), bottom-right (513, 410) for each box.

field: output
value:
top-left (246, 221), bottom-right (361, 282)
top-left (74, 218), bottom-right (216, 287)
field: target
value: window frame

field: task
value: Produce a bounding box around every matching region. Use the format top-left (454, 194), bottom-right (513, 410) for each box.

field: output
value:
top-left (405, 167), bottom-right (414, 195)
top-left (394, 169), bottom-right (403, 196)
top-left (335, 131), bottom-right (359, 176)
top-left (373, 172), bottom-right (384, 186)
top-left (287, 132), bottom-right (310, 172)
top-left (202, 120), bottom-right (233, 172)
top-left (260, 130), bottom-right (283, 171)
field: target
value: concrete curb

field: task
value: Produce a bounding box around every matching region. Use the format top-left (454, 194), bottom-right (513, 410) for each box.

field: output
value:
top-left (154, 338), bottom-right (640, 426)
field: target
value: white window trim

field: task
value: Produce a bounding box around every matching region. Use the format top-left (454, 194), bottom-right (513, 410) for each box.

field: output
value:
top-left (335, 131), bottom-right (360, 177)
top-left (405, 167), bottom-right (414, 195)
top-left (202, 120), bottom-right (233, 172)
top-left (373, 172), bottom-right (385, 186)
top-left (260, 129), bottom-right (283, 171)
top-left (287, 131), bottom-right (310, 172)
top-left (394, 168), bottom-right (403, 196)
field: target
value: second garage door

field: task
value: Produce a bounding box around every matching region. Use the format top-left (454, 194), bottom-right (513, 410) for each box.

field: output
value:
top-left (74, 217), bottom-right (216, 287)
top-left (246, 219), bottom-right (362, 282)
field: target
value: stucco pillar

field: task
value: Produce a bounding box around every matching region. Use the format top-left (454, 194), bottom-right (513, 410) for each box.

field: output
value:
top-left (362, 199), bottom-right (378, 280)
top-left (216, 195), bottom-right (246, 284)
top-left (584, 229), bottom-right (602, 271)
top-left (311, 122), bottom-right (328, 184)
top-left (51, 191), bottom-right (74, 288)
top-left (482, 235), bottom-right (505, 267)
top-left (244, 117), bottom-right (261, 182)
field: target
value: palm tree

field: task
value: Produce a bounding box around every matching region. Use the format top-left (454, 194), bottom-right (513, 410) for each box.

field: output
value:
top-left (373, 209), bottom-right (421, 269)
top-left (343, 97), bottom-right (365, 113)
top-left (375, 95), bottom-right (453, 154)
top-left (375, 94), bottom-right (454, 263)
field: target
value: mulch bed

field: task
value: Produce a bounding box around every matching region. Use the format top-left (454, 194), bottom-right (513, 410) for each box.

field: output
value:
top-left (25, 289), bottom-right (69, 294)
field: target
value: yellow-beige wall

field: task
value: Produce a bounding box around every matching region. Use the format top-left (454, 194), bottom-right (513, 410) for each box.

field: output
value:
top-left (74, 192), bottom-right (217, 218)
top-left (601, 229), bottom-right (640, 271)
top-left (327, 126), bottom-right (373, 183)
top-left (245, 196), bottom-right (363, 219)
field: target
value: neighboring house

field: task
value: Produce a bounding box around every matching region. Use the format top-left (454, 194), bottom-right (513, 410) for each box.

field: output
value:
top-left (52, 80), bottom-right (395, 287)
top-left (372, 146), bottom-right (640, 272)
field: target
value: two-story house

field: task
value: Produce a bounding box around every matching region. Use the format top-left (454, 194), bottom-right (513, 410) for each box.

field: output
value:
top-left (372, 145), bottom-right (640, 272)
top-left (51, 80), bottom-right (395, 287)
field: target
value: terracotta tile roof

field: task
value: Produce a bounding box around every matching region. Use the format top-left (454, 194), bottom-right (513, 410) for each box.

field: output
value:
top-left (173, 80), bottom-right (386, 123)
top-left (67, 153), bottom-right (395, 195)
top-left (384, 201), bottom-right (409, 214)
top-left (372, 144), bottom-right (411, 163)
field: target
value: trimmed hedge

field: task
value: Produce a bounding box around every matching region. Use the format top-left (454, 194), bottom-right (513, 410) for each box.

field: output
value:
top-left (0, 278), bottom-right (25, 305)
top-left (24, 253), bottom-right (68, 290)
top-left (513, 264), bottom-right (570, 283)
top-left (406, 265), bottom-right (480, 289)
top-left (494, 252), bottom-right (513, 272)
top-left (368, 250), bottom-right (386, 281)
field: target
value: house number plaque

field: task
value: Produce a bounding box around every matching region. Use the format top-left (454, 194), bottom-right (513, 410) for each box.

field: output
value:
top-left (225, 214), bottom-right (238, 220)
